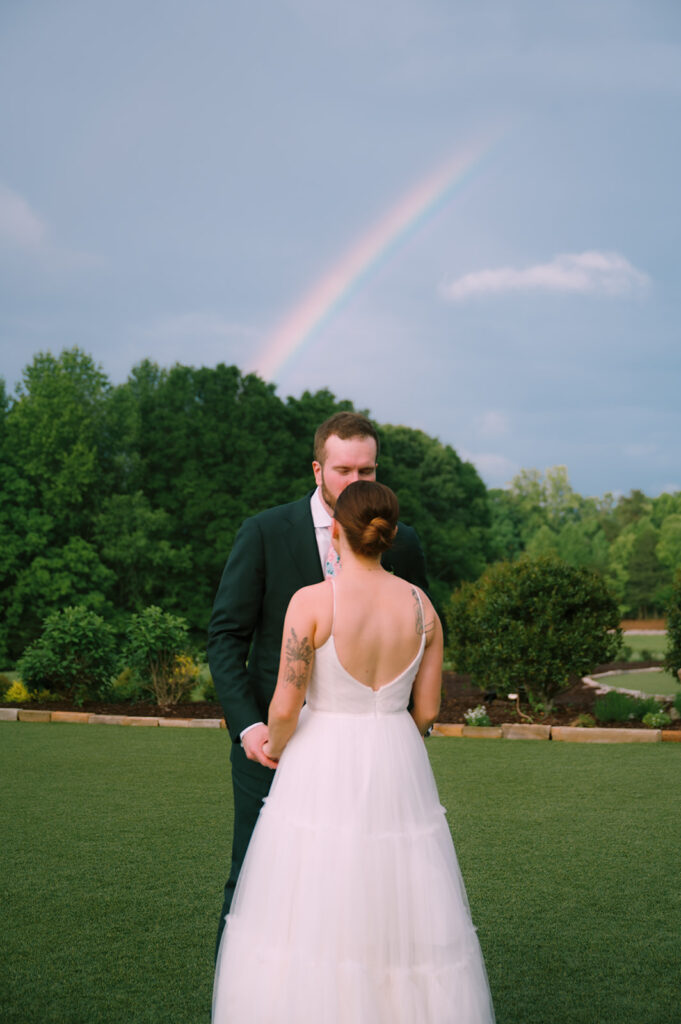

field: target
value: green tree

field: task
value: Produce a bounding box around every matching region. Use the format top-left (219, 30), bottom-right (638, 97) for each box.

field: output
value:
top-left (377, 424), bottom-right (491, 608)
top-left (0, 350), bottom-right (116, 660)
top-left (656, 514), bottom-right (681, 574)
top-left (447, 556), bottom-right (621, 710)
top-left (625, 520), bottom-right (666, 617)
top-left (663, 569), bottom-right (681, 680)
top-left (486, 488), bottom-right (525, 561)
top-left (93, 492), bottom-right (191, 625)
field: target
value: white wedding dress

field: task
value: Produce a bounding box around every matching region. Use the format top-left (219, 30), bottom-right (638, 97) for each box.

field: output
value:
top-left (213, 592), bottom-right (495, 1023)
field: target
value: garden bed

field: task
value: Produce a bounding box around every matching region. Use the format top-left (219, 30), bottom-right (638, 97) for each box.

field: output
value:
top-left (9, 663), bottom-right (680, 730)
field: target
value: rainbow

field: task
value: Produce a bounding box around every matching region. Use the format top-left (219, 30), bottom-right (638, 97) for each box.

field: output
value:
top-left (253, 134), bottom-right (499, 382)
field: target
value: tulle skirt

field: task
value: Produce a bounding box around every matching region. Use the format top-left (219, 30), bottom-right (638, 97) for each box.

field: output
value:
top-left (213, 707), bottom-right (495, 1023)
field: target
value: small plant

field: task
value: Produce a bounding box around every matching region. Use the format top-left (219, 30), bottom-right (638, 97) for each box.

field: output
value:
top-left (642, 710), bottom-right (672, 729)
top-left (109, 667), bottom-right (146, 702)
top-left (464, 704), bottom-right (492, 727)
top-left (0, 673), bottom-right (13, 699)
top-left (34, 689), bottom-right (60, 702)
top-left (594, 692), bottom-right (663, 724)
top-left (4, 680), bottom-right (31, 704)
top-left (198, 665), bottom-right (216, 702)
top-left (639, 648), bottom-right (652, 662)
top-left (574, 713), bottom-right (596, 728)
top-left (620, 644), bottom-right (634, 662)
top-left (674, 693), bottom-right (681, 717)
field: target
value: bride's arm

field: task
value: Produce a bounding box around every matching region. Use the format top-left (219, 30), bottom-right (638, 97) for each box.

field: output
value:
top-left (264, 589), bottom-right (318, 761)
top-left (410, 596), bottom-right (444, 736)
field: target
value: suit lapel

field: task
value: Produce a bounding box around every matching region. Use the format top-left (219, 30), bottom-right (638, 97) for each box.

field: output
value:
top-left (283, 493), bottom-right (324, 587)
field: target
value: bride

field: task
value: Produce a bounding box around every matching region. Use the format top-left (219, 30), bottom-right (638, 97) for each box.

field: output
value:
top-left (212, 481), bottom-right (495, 1023)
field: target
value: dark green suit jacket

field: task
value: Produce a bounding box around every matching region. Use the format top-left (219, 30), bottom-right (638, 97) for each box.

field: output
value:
top-left (207, 492), bottom-right (429, 745)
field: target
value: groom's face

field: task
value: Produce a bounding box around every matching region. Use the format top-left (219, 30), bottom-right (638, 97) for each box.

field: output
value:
top-left (313, 434), bottom-right (378, 513)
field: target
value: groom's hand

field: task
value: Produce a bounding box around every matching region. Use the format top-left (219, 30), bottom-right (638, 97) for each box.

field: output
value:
top-left (242, 723), bottom-right (278, 769)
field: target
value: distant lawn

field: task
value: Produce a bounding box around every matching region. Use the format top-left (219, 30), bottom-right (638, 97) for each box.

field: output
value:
top-left (597, 668), bottom-right (680, 696)
top-left (3, 723), bottom-right (679, 1024)
top-left (620, 633), bottom-right (668, 660)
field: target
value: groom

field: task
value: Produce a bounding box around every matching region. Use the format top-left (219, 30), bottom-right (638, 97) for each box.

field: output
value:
top-left (207, 412), bottom-right (429, 950)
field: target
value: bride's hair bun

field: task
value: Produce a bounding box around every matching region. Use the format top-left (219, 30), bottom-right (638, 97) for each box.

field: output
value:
top-left (334, 482), bottom-right (399, 558)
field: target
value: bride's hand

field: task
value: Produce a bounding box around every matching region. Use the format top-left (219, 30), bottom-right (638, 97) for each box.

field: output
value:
top-left (242, 724), bottom-right (278, 769)
top-left (262, 739), bottom-right (280, 765)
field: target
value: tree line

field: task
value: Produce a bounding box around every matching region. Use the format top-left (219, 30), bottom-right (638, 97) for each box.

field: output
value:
top-left (0, 348), bottom-right (491, 665)
top-left (1, 348), bottom-right (679, 668)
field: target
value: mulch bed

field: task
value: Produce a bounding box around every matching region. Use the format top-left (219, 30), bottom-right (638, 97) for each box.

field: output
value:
top-left (13, 661), bottom-right (681, 730)
top-left (440, 667), bottom-right (680, 730)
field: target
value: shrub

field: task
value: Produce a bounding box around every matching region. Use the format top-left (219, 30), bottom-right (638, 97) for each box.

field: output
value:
top-left (574, 713), bottom-right (596, 728)
top-left (594, 692), bottom-right (662, 724)
top-left (109, 667), bottom-right (146, 702)
top-left (447, 555), bottom-right (621, 710)
top-left (664, 568), bottom-right (681, 679)
top-left (198, 664), bottom-right (216, 702)
top-left (5, 680), bottom-right (31, 704)
top-left (16, 606), bottom-right (118, 705)
top-left (0, 674), bottom-right (13, 700)
top-left (642, 710), bottom-right (671, 729)
top-left (620, 644), bottom-right (634, 662)
top-left (125, 607), bottom-right (194, 710)
top-left (674, 693), bottom-right (681, 717)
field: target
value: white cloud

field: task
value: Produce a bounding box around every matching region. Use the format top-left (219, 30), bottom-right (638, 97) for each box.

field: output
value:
top-left (442, 251), bottom-right (650, 302)
top-left (0, 182), bottom-right (48, 251)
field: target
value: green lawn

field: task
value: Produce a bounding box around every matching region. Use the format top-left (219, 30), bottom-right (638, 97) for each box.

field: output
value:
top-left (2, 724), bottom-right (680, 1024)
top-left (620, 633), bottom-right (669, 661)
top-left (596, 668), bottom-right (680, 696)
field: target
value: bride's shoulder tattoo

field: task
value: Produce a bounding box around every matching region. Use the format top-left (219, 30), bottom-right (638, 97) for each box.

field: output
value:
top-left (410, 587), bottom-right (434, 635)
top-left (410, 587), bottom-right (424, 635)
top-left (284, 627), bottom-right (314, 689)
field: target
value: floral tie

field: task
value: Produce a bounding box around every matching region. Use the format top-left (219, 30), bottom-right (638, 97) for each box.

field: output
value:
top-left (324, 541), bottom-right (341, 578)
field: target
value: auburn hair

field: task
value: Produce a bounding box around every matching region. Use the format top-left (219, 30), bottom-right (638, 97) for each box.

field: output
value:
top-left (333, 481), bottom-right (399, 558)
top-left (313, 412), bottom-right (379, 465)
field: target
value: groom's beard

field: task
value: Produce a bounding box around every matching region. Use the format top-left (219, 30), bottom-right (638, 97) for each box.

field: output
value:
top-left (319, 472), bottom-right (338, 514)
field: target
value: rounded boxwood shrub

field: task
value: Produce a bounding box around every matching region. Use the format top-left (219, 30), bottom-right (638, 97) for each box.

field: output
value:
top-left (447, 555), bottom-right (621, 710)
top-left (16, 606), bottom-right (118, 705)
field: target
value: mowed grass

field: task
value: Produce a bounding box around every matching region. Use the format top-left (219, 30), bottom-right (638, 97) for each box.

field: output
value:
top-left (620, 633), bottom-right (669, 660)
top-left (598, 668), bottom-right (680, 695)
top-left (2, 724), bottom-right (680, 1024)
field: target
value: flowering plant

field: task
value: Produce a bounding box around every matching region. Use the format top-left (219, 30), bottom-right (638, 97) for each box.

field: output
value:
top-left (464, 704), bottom-right (492, 727)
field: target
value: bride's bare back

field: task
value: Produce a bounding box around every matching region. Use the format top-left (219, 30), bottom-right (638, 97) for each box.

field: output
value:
top-left (317, 574), bottom-right (430, 690)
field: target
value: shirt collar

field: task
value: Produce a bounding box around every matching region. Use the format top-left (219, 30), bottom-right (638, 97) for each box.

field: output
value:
top-left (310, 486), bottom-right (333, 528)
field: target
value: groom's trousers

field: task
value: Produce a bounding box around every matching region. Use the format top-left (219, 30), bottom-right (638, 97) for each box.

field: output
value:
top-left (215, 744), bottom-right (275, 959)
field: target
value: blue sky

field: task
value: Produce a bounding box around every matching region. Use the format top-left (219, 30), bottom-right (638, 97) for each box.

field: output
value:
top-left (1, 0), bottom-right (679, 497)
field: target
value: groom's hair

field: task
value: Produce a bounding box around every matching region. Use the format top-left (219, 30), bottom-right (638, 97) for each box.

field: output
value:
top-left (313, 412), bottom-right (380, 465)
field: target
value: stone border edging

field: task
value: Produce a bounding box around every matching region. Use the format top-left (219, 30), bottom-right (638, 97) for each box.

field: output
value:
top-left (1, 707), bottom-right (678, 743)
top-left (0, 707), bottom-right (225, 728)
